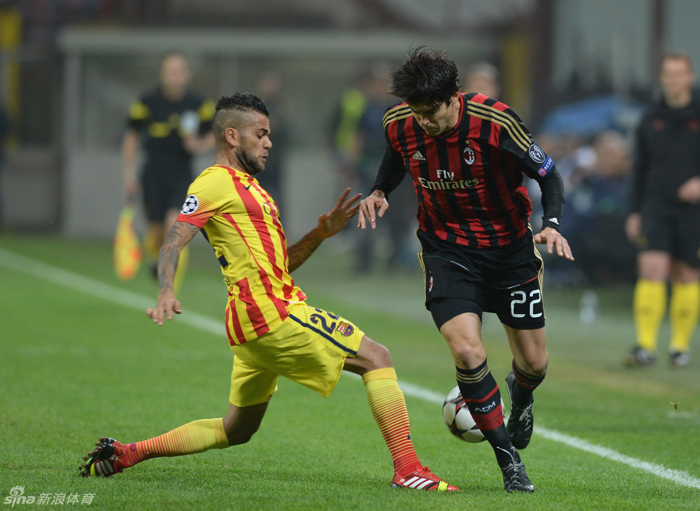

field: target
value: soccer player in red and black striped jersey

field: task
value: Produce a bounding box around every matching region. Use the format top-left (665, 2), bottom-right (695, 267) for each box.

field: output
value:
top-left (81, 92), bottom-right (457, 492)
top-left (358, 48), bottom-right (574, 493)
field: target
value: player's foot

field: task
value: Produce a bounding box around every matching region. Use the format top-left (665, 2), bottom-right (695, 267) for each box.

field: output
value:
top-left (624, 346), bottom-right (656, 367)
top-left (497, 447), bottom-right (534, 493)
top-left (670, 351), bottom-right (690, 368)
top-left (391, 466), bottom-right (459, 491)
top-left (505, 372), bottom-right (534, 450)
top-left (80, 437), bottom-right (126, 477)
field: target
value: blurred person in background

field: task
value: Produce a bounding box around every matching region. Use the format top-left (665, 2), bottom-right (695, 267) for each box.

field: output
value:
top-left (0, 102), bottom-right (9, 229)
top-left (564, 131), bottom-right (634, 284)
top-left (463, 61), bottom-right (501, 100)
top-left (332, 64), bottom-right (416, 273)
top-left (122, 53), bottom-right (215, 280)
top-left (254, 71), bottom-right (288, 215)
top-left (625, 52), bottom-right (700, 368)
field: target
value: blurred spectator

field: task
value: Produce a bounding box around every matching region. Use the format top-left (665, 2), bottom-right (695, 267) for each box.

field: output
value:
top-left (255, 71), bottom-right (288, 215)
top-left (563, 131), bottom-right (635, 284)
top-left (122, 53), bottom-right (215, 277)
top-left (0, 103), bottom-right (9, 229)
top-left (463, 62), bottom-right (501, 99)
top-left (331, 63), bottom-right (416, 273)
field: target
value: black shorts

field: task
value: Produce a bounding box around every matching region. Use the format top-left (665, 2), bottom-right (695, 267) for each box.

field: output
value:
top-left (418, 229), bottom-right (545, 331)
top-left (639, 201), bottom-right (700, 267)
top-left (141, 162), bottom-right (193, 223)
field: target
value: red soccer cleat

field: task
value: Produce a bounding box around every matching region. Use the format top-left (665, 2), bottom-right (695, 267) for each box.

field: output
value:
top-left (80, 437), bottom-right (127, 478)
top-left (391, 466), bottom-right (459, 491)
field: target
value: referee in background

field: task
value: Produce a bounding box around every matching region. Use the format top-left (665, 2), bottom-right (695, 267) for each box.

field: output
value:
top-left (625, 52), bottom-right (700, 368)
top-left (122, 53), bottom-right (215, 279)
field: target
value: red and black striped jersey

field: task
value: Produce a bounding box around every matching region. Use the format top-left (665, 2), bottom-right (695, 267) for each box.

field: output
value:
top-left (374, 93), bottom-right (556, 249)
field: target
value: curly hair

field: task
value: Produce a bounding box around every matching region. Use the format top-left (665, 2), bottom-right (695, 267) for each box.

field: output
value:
top-left (389, 46), bottom-right (460, 106)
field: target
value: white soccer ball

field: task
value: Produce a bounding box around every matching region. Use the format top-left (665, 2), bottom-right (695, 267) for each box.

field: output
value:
top-left (442, 385), bottom-right (505, 443)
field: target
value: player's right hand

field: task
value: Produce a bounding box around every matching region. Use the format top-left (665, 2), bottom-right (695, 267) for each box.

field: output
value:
top-left (146, 293), bottom-right (182, 326)
top-left (358, 193), bottom-right (390, 230)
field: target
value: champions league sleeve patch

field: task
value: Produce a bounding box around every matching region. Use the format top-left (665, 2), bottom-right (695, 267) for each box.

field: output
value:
top-left (180, 194), bottom-right (199, 215)
top-left (537, 156), bottom-right (554, 177)
top-left (528, 143), bottom-right (546, 164)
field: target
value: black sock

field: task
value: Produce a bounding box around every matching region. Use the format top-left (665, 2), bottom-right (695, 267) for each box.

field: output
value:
top-left (511, 360), bottom-right (547, 406)
top-left (456, 360), bottom-right (513, 467)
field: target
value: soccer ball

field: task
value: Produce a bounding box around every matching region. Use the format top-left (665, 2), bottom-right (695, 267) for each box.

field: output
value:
top-left (442, 385), bottom-right (504, 443)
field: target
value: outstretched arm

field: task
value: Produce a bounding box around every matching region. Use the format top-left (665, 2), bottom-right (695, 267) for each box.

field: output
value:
top-left (288, 188), bottom-right (361, 272)
top-left (533, 168), bottom-right (574, 260)
top-left (146, 221), bottom-right (200, 325)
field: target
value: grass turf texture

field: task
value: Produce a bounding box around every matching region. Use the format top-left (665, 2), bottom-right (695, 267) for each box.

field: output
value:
top-left (1, 234), bottom-right (699, 510)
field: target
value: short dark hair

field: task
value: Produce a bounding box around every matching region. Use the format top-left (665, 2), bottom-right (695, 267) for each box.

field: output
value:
top-left (213, 93), bottom-right (269, 142)
top-left (389, 46), bottom-right (460, 106)
top-left (660, 51), bottom-right (694, 73)
top-left (215, 93), bottom-right (269, 117)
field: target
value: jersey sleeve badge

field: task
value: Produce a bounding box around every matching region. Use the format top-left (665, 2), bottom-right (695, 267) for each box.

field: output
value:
top-left (528, 143), bottom-right (546, 164)
top-left (181, 194), bottom-right (199, 215)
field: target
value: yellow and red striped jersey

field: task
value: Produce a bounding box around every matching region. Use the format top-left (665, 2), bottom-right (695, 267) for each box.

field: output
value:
top-left (177, 164), bottom-right (307, 346)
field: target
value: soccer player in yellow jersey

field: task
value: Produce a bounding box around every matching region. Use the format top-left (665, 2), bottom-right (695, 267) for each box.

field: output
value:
top-left (81, 93), bottom-right (457, 491)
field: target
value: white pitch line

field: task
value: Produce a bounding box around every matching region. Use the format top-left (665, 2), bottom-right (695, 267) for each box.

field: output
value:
top-left (0, 247), bottom-right (225, 337)
top-left (1, 247), bottom-right (699, 490)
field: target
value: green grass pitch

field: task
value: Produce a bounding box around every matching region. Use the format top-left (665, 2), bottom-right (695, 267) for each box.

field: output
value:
top-left (1, 234), bottom-right (699, 510)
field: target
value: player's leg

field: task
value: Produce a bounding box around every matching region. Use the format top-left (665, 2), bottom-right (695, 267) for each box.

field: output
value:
top-left (438, 309), bottom-right (533, 492)
top-left (626, 204), bottom-right (674, 366)
top-left (80, 415), bottom-right (231, 477)
top-left (667, 207), bottom-right (700, 367)
top-left (342, 336), bottom-right (458, 491)
top-left (669, 260), bottom-right (700, 367)
top-left (502, 325), bottom-right (548, 450)
top-left (626, 250), bottom-right (671, 366)
top-left (141, 170), bottom-right (168, 277)
top-left (81, 347), bottom-right (274, 478)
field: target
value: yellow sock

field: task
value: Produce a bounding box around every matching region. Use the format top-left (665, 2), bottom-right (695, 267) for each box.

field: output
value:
top-left (174, 245), bottom-right (190, 294)
top-left (670, 282), bottom-right (699, 353)
top-left (633, 279), bottom-right (667, 352)
top-left (363, 368), bottom-right (421, 477)
top-left (122, 418), bottom-right (228, 467)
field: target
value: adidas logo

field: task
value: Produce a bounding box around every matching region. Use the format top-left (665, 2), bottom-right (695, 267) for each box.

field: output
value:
top-left (412, 151), bottom-right (426, 161)
top-left (548, 218), bottom-right (560, 225)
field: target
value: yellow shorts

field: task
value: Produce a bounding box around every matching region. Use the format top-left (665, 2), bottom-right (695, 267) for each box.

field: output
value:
top-left (229, 302), bottom-right (365, 407)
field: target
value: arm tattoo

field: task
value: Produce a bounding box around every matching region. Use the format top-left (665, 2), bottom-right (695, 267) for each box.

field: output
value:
top-left (157, 222), bottom-right (200, 292)
top-left (287, 228), bottom-right (323, 273)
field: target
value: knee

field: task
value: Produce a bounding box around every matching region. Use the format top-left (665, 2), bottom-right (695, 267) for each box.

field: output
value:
top-left (365, 341), bottom-right (392, 371)
top-left (450, 339), bottom-right (487, 368)
top-left (516, 355), bottom-right (548, 376)
top-left (222, 413), bottom-right (262, 447)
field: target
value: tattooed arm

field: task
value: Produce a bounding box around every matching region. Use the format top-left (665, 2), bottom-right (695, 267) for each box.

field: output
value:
top-left (288, 188), bottom-right (362, 273)
top-left (146, 221), bottom-right (200, 325)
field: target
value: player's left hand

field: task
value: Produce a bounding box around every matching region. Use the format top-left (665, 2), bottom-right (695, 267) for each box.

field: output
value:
top-left (677, 176), bottom-right (700, 204)
top-left (317, 188), bottom-right (362, 239)
top-left (534, 227), bottom-right (574, 260)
